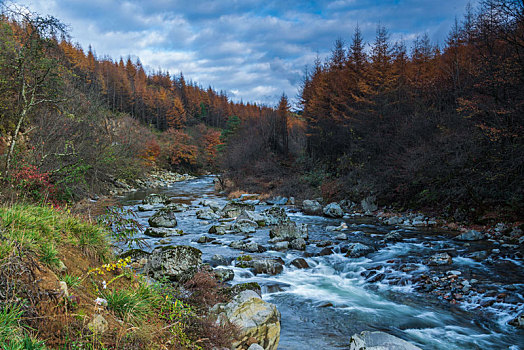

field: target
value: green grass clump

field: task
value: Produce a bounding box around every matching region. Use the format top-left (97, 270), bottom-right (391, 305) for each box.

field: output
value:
top-left (62, 274), bottom-right (81, 288)
top-left (0, 303), bottom-right (46, 350)
top-left (0, 204), bottom-right (110, 266)
top-left (101, 283), bottom-right (161, 326)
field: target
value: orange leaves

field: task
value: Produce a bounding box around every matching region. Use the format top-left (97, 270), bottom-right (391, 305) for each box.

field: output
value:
top-left (166, 97), bottom-right (186, 129)
top-left (139, 138), bottom-right (161, 167)
top-left (163, 129), bottom-right (198, 167)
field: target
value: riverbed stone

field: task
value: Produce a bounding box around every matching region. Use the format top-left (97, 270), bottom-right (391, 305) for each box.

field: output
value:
top-left (290, 238), bottom-right (306, 250)
top-left (212, 290), bottom-right (280, 350)
top-left (345, 243), bottom-right (374, 258)
top-left (165, 203), bottom-right (188, 212)
top-left (238, 210), bottom-right (267, 226)
top-left (199, 199), bottom-right (222, 212)
top-left (214, 267), bottom-right (235, 282)
top-left (232, 219), bottom-right (258, 234)
top-left (137, 204), bottom-right (163, 212)
top-left (148, 209), bottom-right (178, 228)
top-left (302, 200), bottom-right (323, 215)
top-left (428, 252), bottom-right (453, 266)
top-left (144, 227), bottom-right (184, 237)
top-left (383, 231), bottom-right (403, 242)
top-left (335, 233), bottom-right (348, 240)
top-left (239, 256), bottom-right (284, 275)
top-left (269, 222), bottom-right (308, 242)
top-left (209, 225), bottom-right (228, 234)
top-left (221, 202), bottom-right (256, 218)
top-left (142, 193), bottom-right (170, 205)
top-left (349, 331), bottom-right (421, 350)
top-left (385, 216), bottom-right (403, 225)
top-left (263, 206), bottom-right (290, 225)
top-left (323, 202), bottom-right (344, 218)
top-left (197, 208), bottom-right (220, 220)
top-left (455, 230), bottom-right (485, 241)
top-left (290, 258), bottom-right (309, 269)
top-left (273, 241), bottom-right (289, 251)
top-left (145, 245), bottom-right (202, 282)
top-left (266, 196), bottom-right (288, 205)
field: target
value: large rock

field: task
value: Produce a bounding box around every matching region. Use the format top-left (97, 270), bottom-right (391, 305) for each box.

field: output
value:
top-left (349, 331), bottom-right (421, 350)
top-left (455, 230), bottom-right (485, 241)
top-left (266, 196), bottom-right (288, 205)
top-left (197, 208), bottom-right (220, 220)
top-left (323, 202), bottom-right (344, 218)
top-left (222, 202), bottom-right (256, 218)
top-left (145, 245), bottom-right (202, 282)
top-left (142, 193), bottom-right (169, 205)
top-left (289, 238), bottom-right (306, 250)
top-left (199, 199), bottom-right (222, 212)
top-left (209, 225), bottom-right (228, 235)
top-left (137, 204), bottom-right (164, 212)
top-left (214, 267), bottom-right (235, 282)
top-left (229, 240), bottom-right (266, 253)
top-left (263, 206), bottom-right (290, 226)
top-left (269, 222), bottom-right (308, 242)
top-left (144, 227), bottom-right (184, 237)
top-left (232, 219), bottom-right (259, 234)
top-left (302, 200), bottom-right (323, 215)
top-left (345, 243), bottom-right (374, 258)
top-left (165, 203), bottom-right (188, 212)
top-left (361, 196), bottom-right (378, 213)
top-left (148, 209), bottom-right (177, 228)
top-left (238, 210), bottom-right (267, 226)
top-left (213, 290), bottom-right (280, 350)
top-left (237, 256), bottom-right (284, 275)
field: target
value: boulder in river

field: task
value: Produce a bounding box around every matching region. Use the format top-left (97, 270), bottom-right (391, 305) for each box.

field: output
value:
top-left (237, 256), bottom-right (284, 275)
top-left (165, 202), bottom-right (188, 212)
top-left (345, 243), bottom-right (374, 258)
top-left (142, 193), bottom-right (169, 205)
top-left (428, 252), bottom-right (453, 265)
top-left (209, 225), bottom-right (228, 234)
top-left (221, 202), bottom-right (256, 218)
top-left (269, 222), bottom-right (308, 242)
top-left (266, 196), bottom-right (288, 205)
top-left (302, 200), bottom-right (323, 215)
top-left (144, 227), bottom-right (184, 237)
top-left (148, 209), bottom-right (178, 228)
top-left (290, 258), bottom-right (309, 269)
top-left (137, 204), bottom-right (164, 212)
top-left (455, 230), bottom-right (485, 241)
top-left (212, 290), bottom-right (280, 350)
top-left (323, 202), bottom-right (344, 218)
top-left (199, 199), bottom-right (222, 212)
top-left (214, 267), bottom-right (235, 282)
top-left (263, 206), bottom-right (290, 225)
top-left (290, 238), bottom-right (306, 250)
top-left (196, 208), bottom-right (220, 220)
top-left (232, 219), bottom-right (258, 234)
top-left (238, 210), bottom-right (267, 226)
top-left (145, 245), bottom-right (202, 282)
top-left (349, 331), bottom-right (421, 350)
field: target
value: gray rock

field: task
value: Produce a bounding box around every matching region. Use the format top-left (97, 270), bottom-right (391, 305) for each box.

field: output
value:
top-left (199, 199), bottom-right (222, 212)
top-left (196, 235), bottom-right (214, 243)
top-left (210, 254), bottom-right (230, 267)
top-left (165, 203), bottom-right (188, 212)
top-left (509, 313), bottom-right (524, 329)
top-left (428, 252), bottom-right (453, 266)
top-left (383, 231), bottom-right (403, 242)
top-left (88, 314), bottom-right (108, 334)
top-left (239, 256), bottom-right (284, 275)
top-left (269, 222), bottom-right (308, 242)
top-left (145, 245), bottom-right (202, 282)
top-left (290, 258), bottom-right (309, 269)
top-left (148, 209), bottom-right (177, 228)
top-left (385, 216), bottom-right (403, 225)
top-left (361, 196), bottom-right (378, 213)
top-left (302, 200), bottom-right (323, 215)
top-left (263, 206), bottom-right (290, 225)
top-left (323, 202), bottom-right (344, 218)
top-left (274, 241), bottom-right (289, 251)
top-left (290, 238), bottom-right (307, 250)
top-left (266, 196), bottom-right (288, 205)
top-left (349, 331), bottom-right (421, 350)
top-left (212, 290), bottom-right (280, 350)
top-left (319, 247), bottom-right (334, 256)
top-left (142, 193), bottom-right (169, 205)
top-left (144, 227), bottom-right (184, 237)
top-left (232, 219), bottom-right (258, 234)
top-left (345, 243), bottom-right (374, 258)
top-left (197, 208), bottom-right (220, 220)
top-left (209, 225), bottom-right (228, 235)
top-left (137, 204), bottom-right (163, 212)
top-left (248, 344), bottom-right (264, 350)
top-left (214, 267), bottom-right (235, 282)
top-left (335, 233), bottom-right (348, 240)
top-left (221, 202), bottom-right (256, 218)
top-left (455, 230), bottom-right (485, 241)
top-left (238, 210), bottom-right (267, 226)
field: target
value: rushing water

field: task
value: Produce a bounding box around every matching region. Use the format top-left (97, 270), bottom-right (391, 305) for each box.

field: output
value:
top-left (119, 176), bottom-right (524, 349)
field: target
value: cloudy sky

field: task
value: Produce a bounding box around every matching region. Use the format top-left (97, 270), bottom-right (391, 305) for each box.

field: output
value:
top-left (15, 0), bottom-right (474, 106)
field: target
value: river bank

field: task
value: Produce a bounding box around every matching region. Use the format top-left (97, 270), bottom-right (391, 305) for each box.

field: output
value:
top-left (115, 175), bottom-right (523, 349)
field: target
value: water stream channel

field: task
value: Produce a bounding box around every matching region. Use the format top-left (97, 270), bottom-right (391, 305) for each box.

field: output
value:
top-left (118, 176), bottom-right (523, 349)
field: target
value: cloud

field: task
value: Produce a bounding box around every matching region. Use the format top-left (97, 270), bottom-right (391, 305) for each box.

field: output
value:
top-left (14, 0), bottom-right (476, 106)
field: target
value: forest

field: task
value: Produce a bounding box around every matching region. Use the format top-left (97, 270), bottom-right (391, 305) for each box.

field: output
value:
top-left (0, 0), bottom-right (522, 221)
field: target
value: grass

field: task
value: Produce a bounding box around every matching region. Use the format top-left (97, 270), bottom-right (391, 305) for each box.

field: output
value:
top-left (62, 274), bottom-right (81, 288)
top-left (0, 204), bottom-right (110, 266)
top-left (0, 303), bottom-right (46, 350)
top-left (101, 283), bottom-right (161, 326)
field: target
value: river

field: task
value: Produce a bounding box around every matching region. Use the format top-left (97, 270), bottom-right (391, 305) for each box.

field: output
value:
top-left (119, 175), bottom-right (523, 349)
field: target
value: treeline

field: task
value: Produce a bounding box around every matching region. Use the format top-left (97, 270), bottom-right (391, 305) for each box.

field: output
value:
top-left (0, 5), bottom-right (275, 204)
top-left (225, 0), bottom-right (523, 221)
